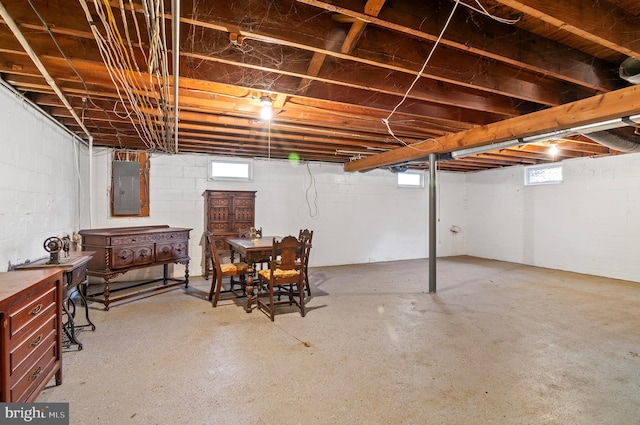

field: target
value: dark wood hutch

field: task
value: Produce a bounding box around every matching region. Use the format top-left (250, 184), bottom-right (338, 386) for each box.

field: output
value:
top-left (203, 190), bottom-right (256, 279)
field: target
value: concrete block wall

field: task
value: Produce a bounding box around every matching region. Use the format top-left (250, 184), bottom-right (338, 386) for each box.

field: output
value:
top-left (4, 82), bottom-right (639, 283)
top-left (0, 84), bottom-right (90, 271)
top-left (91, 152), bottom-right (467, 277)
top-left (465, 153), bottom-right (640, 282)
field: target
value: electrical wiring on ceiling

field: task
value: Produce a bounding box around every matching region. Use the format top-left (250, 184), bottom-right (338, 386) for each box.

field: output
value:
top-left (382, 0), bottom-right (521, 149)
top-left (382, 0), bottom-right (461, 146)
top-left (77, 0), bottom-right (176, 153)
top-left (27, 0), bottom-right (128, 145)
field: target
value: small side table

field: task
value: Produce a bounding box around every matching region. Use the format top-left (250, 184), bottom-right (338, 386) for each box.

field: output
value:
top-left (17, 252), bottom-right (96, 350)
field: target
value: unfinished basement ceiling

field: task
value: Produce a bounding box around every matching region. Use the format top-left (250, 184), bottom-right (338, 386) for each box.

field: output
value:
top-left (1, 0), bottom-right (640, 172)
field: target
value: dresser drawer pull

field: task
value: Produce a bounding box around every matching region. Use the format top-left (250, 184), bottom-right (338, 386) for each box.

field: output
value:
top-left (29, 304), bottom-right (43, 316)
top-left (30, 334), bottom-right (43, 348)
top-left (28, 366), bottom-right (42, 382)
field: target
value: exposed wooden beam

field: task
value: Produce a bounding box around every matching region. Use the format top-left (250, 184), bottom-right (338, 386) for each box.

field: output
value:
top-left (493, 0), bottom-right (640, 58)
top-left (344, 84), bottom-right (640, 172)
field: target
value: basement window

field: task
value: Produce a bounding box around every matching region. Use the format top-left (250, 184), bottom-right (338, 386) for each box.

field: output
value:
top-left (524, 163), bottom-right (563, 186)
top-left (397, 171), bottom-right (424, 188)
top-left (209, 159), bottom-right (253, 181)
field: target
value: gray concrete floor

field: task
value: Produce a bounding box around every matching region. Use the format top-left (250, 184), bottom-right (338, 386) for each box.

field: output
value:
top-left (37, 256), bottom-right (640, 425)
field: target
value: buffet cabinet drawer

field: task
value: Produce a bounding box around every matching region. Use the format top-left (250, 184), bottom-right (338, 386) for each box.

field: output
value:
top-left (155, 242), bottom-right (188, 261)
top-left (111, 246), bottom-right (154, 269)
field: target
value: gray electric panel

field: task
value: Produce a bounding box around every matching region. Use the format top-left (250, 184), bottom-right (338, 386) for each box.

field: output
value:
top-left (113, 161), bottom-right (141, 215)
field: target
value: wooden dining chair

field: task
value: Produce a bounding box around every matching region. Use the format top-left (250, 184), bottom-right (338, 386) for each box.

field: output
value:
top-left (276, 229), bottom-right (313, 301)
top-left (257, 235), bottom-right (305, 321)
top-left (205, 231), bottom-right (252, 307)
top-left (298, 229), bottom-right (314, 297)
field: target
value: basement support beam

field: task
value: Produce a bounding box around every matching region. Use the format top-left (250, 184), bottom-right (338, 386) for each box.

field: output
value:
top-left (344, 84), bottom-right (640, 172)
top-left (429, 153), bottom-right (437, 293)
top-left (172, 0), bottom-right (180, 153)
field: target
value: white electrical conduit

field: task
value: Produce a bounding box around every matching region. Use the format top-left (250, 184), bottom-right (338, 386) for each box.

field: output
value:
top-left (0, 1), bottom-right (92, 139)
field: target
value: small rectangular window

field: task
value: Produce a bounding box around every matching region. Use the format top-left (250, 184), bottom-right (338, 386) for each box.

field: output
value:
top-left (209, 159), bottom-right (253, 181)
top-left (397, 171), bottom-right (424, 188)
top-left (525, 163), bottom-right (563, 186)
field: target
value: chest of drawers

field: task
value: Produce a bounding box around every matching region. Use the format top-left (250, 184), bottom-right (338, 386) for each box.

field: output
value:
top-left (0, 269), bottom-right (63, 402)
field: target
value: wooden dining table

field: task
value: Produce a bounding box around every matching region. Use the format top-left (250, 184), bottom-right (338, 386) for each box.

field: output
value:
top-left (225, 236), bottom-right (279, 312)
top-left (226, 236), bottom-right (278, 266)
top-left (225, 236), bottom-right (312, 312)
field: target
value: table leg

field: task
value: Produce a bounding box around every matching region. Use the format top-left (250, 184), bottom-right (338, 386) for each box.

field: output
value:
top-left (103, 276), bottom-right (111, 311)
top-left (75, 283), bottom-right (96, 331)
top-left (61, 302), bottom-right (83, 350)
top-left (244, 273), bottom-right (253, 313)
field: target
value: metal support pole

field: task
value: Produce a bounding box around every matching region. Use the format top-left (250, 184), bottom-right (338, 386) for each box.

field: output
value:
top-left (429, 153), bottom-right (437, 293)
top-left (172, 0), bottom-right (180, 153)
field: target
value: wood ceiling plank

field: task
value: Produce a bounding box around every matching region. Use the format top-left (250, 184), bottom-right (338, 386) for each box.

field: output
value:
top-left (183, 58), bottom-right (506, 128)
top-left (493, 0), bottom-right (640, 58)
top-left (182, 0), bottom-right (590, 106)
top-left (298, 0), bottom-right (622, 92)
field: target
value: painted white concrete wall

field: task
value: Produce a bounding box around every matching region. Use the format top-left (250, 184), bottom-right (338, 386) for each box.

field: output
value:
top-left (90, 151), bottom-right (466, 277)
top-left (466, 153), bottom-right (640, 282)
top-left (3, 81), bottom-right (639, 283)
top-left (0, 83), bottom-right (90, 272)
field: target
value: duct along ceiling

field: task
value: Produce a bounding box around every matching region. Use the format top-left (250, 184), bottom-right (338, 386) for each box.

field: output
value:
top-left (1, 0), bottom-right (640, 172)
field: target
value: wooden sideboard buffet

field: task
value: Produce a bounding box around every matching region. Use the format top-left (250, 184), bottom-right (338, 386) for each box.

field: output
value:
top-left (79, 225), bottom-right (191, 310)
top-left (203, 190), bottom-right (256, 279)
top-left (0, 269), bottom-right (63, 402)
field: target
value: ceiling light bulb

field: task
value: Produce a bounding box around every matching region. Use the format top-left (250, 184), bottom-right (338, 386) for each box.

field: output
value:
top-left (260, 106), bottom-right (273, 120)
top-left (549, 144), bottom-right (559, 156)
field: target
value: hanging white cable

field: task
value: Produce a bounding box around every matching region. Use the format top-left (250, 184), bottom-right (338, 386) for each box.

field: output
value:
top-left (382, 0), bottom-right (460, 146)
top-left (81, 0), bottom-right (155, 147)
top-left (465, 0), bottom-right (520, 25)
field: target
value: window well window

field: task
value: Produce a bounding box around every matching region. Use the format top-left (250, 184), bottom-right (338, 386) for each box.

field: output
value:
top-left (209, 159), bottom-right (253, 181)
top-left (525, 163), bottom-right (563, 186)
top-left (397, 171), bottom-right (424, 188)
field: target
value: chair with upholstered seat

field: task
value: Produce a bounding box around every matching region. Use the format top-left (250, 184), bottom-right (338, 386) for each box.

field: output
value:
top-left (205, 231), bottom-right (252, 307)
top-left (257, 235), bottom-right (305, 321)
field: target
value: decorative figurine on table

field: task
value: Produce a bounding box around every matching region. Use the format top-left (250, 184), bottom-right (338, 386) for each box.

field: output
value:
top-left (62, 235), bottom-right (71, 257)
